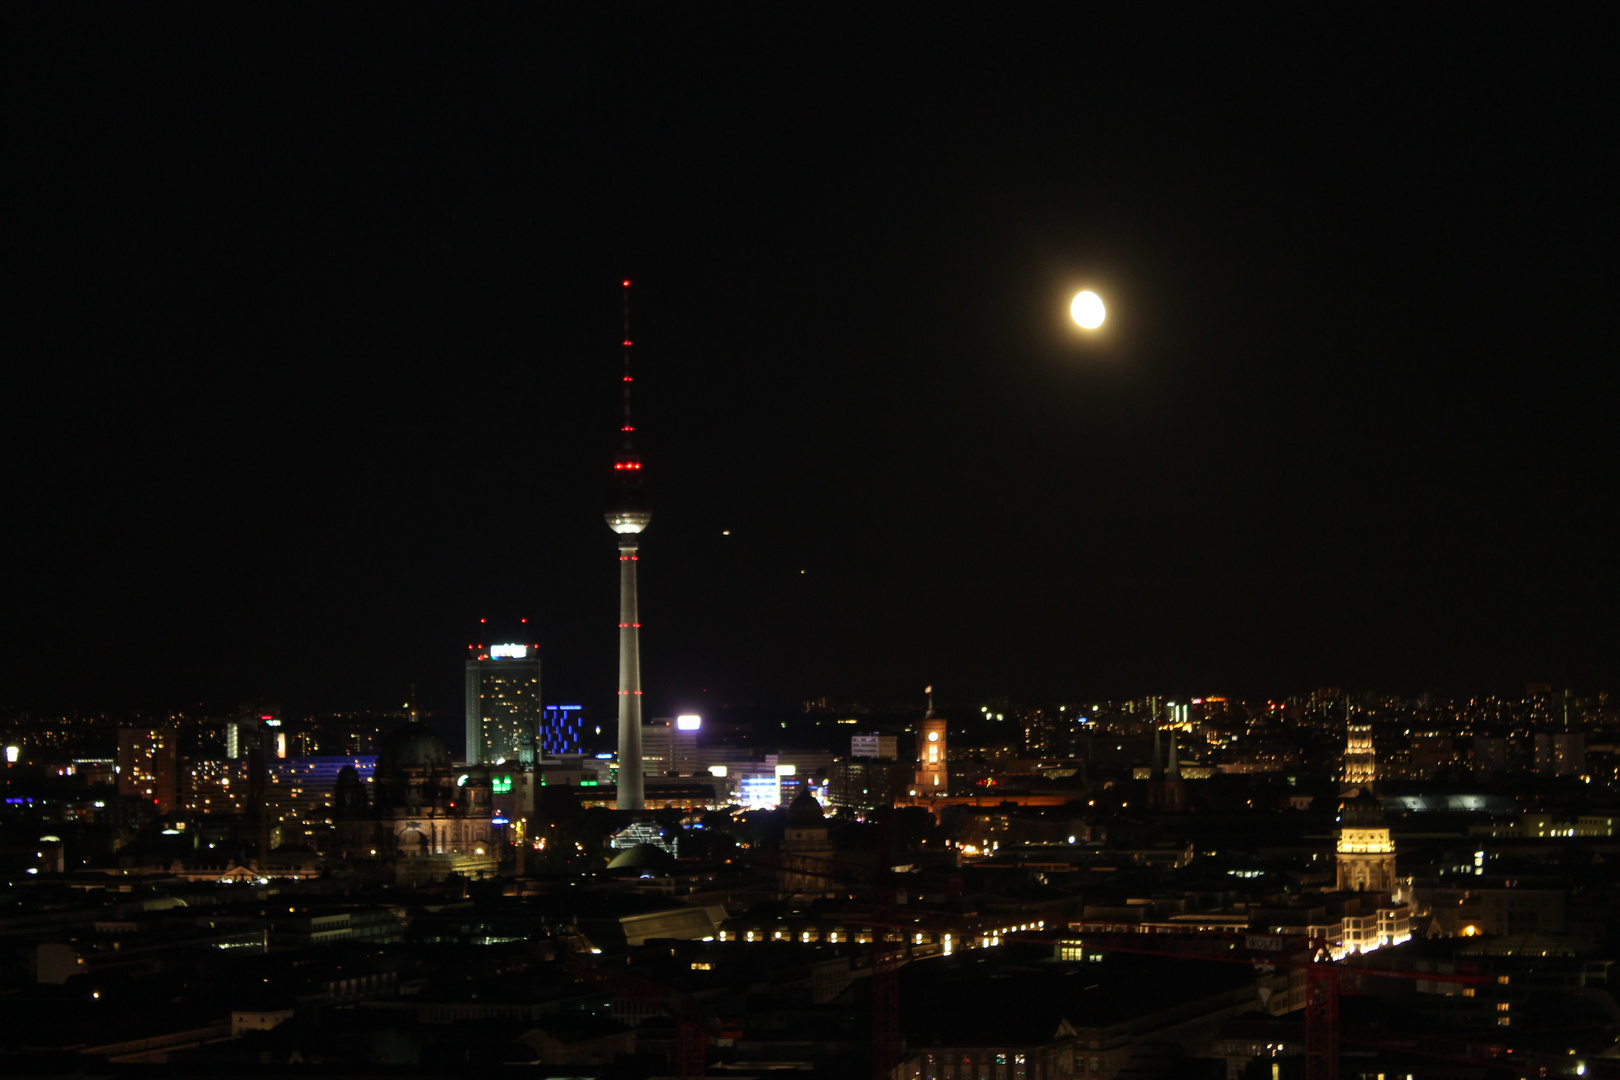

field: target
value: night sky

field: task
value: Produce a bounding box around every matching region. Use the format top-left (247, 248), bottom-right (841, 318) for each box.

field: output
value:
top-left (4, 8), bottom-right (1615, 728)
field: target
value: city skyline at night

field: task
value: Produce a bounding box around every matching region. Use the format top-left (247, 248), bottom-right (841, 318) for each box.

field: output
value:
top-left (3, 12), bottom-right (1617, 1077)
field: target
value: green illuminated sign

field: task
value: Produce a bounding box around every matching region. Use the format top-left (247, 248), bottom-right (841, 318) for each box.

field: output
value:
top-left (492, 776), bottom-right (513, 794)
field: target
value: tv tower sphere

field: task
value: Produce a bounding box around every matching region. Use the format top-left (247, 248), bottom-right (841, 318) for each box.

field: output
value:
top-left (607, 511), bottom-right (652, 535)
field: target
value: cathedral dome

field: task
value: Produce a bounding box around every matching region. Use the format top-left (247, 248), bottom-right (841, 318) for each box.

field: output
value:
top-left (1338, 791), bottom-right (1386, 827)
top-left (378, 721), bottom-right (451, 774)
top-left (607, 843), bottom-right (676, 871)
top-left (786, 787), bottom-right (825, 825)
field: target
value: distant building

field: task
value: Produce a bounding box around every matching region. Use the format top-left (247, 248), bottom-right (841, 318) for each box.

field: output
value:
top-left (828, 757), bottom-right (903, 809)
top-left (464, 642), bottom-right (542, 764)
top-left (261, 755), bottom-right (377, 838)
top-left (1337, 794), bottom-right (1397, 896)
top-left (225, 718), bottom-right (259, 760)
top-left (183, 758), bottom-right (246, 815)
top-left (641, 717), bottom-right (699, 776)
top-left (1533, 732), bottom-right (1585, 777)
top-left (1343, 722), bottom-right (1376, 793)
top-left (540, 704), bottom-right (586, 756)
top-left (917, 716), bottom-right (947, 793)
top-left (1473, 735), bottom-right (1510, 779)
top-left (851, 734), bottom-right (898, 760)
top-left (777, 788), bottom-right (834, 896)
top-left (117, 728), bottom-right (178, 814)
top-left (334, 719), bottom-right (497, 876)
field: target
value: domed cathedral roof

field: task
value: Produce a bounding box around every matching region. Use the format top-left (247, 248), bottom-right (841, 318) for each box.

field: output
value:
top-left (1337, 790), bottom-right (1387, 828)
top-left (334, 764), bottom-right (369, 817)
top-left (378, 721), bottom-right (452, 775)
top-left (786, 786), bottom-right (825, 826)
top-left (607, 843), bottom-right (677, 871)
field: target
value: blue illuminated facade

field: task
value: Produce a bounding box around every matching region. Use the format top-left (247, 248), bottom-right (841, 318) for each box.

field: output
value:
top-left (541, 705), bottom-right (585, 756)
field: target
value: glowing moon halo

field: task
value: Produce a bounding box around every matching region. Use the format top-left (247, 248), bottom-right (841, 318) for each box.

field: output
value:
top-left (1070, 290), bottom-right (1106, 329)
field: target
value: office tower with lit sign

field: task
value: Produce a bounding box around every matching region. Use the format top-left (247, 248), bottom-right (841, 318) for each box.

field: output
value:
top-left (606, 279), bottom-right (650, 811)
top-left (464, 642), bottom-right (542, 764)
top-left (640, 715), bottom-right (701, 777)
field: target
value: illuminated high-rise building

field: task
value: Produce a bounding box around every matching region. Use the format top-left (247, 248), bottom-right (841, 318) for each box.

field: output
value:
top-left (464, 639), bottom-right (542, 764)
top-left (117, 727), bottom-right (178, 813)
top-left (606, 279), bottom-right (650, 811)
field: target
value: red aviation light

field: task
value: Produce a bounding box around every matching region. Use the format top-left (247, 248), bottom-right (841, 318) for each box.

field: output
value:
top-left (622, 279), bottom-right (631, 287)
top-left (623, 375), bottom-right (633, 382)
top-left (621, 425), bottom-right (634, 432)
top-left (623, 340), bottom-right (632, 347)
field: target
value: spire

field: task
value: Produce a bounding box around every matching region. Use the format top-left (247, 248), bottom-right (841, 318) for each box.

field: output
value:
top-left (925, 685), bottom-right (935, 719)
top-left (1151, 724), bottom-right (1162, 779)
top-left (613, 279), bottom-right (643, 488)
top-left (1166, 728), bottom-right (1180, 778)
top-left (609, 278), bottom-right (650, 811)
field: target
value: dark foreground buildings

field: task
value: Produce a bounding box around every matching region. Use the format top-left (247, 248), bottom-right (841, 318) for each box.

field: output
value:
top-left (3, 688), bottom-right (1619, 1078)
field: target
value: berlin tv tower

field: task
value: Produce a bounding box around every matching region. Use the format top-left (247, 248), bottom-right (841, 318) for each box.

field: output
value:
top-left (606, 279), bottom-right (650, 811)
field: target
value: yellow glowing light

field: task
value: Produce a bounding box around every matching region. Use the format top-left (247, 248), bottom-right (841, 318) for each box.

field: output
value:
top-left (1070, 290), bottom-right (1105, 329)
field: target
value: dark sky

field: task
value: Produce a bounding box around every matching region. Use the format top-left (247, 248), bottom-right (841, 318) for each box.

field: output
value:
top-left (3, 7), bottom-right (1615, 725)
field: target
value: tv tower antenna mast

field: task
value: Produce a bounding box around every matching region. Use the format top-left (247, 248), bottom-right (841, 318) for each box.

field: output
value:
top-left (607, 279), bottom-right (651, 811)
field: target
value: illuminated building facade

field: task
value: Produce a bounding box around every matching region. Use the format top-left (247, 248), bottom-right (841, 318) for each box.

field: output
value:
top-left (117, 727), bottom-right (178, 813)
top-left (641, 715), bottom-right (700, 776)
top-left (1533, 731), bottom-right (1585, 776)
top-left (464, 643), bottom-right (542, 764)
top-left (607, 278), bottom-right (649, 811)
top-left (183, 758), bottom-right (246, 815)
top-left (851, 734), bottom-right (898, 759)
top-left (260, 756), bottom-right (378, 839)
top-left (1343, 722), bottom-right (1377, 792)
top-left (540, 704), bottom-right (585, 756)
top-left (1336, 794), bottom-right (1397, 895)
top-left (334, 719), bottom-right (497, 875)
top-left (829, 758), bottom-right (905, 809)
top-left (917, 717), bottom-right (948, 793)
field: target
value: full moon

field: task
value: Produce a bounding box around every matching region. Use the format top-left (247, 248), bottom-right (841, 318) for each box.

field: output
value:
top-left (1070, 290), bottom-right (1105, 329)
